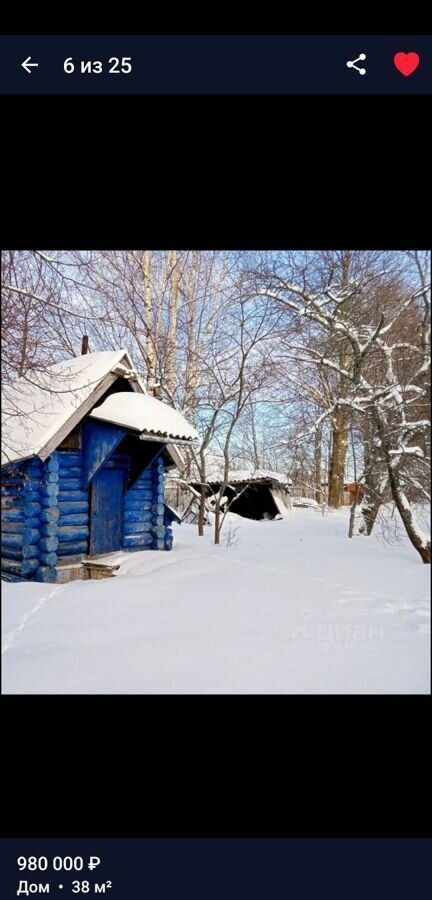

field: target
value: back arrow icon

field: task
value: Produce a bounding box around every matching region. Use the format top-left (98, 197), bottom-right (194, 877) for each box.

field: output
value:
top-left (21, 56), bottom-right (39, 74)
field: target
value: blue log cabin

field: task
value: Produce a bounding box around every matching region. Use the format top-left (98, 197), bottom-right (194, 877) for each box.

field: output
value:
top-left (1, 351), bottom-right (197, 582)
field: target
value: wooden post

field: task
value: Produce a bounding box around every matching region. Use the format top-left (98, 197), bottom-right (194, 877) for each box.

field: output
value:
top-left (81, 335), bottom-right (89, 355)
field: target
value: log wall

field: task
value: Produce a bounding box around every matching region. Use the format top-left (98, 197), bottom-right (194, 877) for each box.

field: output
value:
top-left (2, 443), bottom-right (173, 583)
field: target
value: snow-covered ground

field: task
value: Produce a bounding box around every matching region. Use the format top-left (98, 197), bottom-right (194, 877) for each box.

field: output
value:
top-left (2, 507), bottom-right (430, 694)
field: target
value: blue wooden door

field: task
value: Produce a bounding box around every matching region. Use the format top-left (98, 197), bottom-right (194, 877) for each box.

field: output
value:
top-left (89, 465), bottom-right (125, 555)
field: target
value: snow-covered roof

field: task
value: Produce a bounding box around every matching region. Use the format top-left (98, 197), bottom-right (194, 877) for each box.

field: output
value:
top-left (2, 350), bottom-right (198, 467)
top-left (89, 393), bottom-right (198, 443)
top-left (190, 464), bottom-right (292, 486)
top-left (185, 449), bottom-right (292, 485)
top-left (227, 469), bottom-right (292, 486)
top-left (2, 351), bottom-right (138, 466)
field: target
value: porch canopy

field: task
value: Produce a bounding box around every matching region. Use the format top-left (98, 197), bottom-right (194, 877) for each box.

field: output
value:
top-left (89, 392), bottom-right (198, 445)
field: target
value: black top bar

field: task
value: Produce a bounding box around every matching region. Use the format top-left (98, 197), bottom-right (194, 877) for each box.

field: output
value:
top-left (0, 35), bottom-right (431, 94)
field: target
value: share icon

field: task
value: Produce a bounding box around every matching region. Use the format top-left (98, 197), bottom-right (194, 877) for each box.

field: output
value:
top-left (346, 53), bottom-right (367, 75)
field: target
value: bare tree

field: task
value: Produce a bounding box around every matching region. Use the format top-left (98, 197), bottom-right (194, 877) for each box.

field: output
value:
top-left (249, 250), bottom-right (430, 561)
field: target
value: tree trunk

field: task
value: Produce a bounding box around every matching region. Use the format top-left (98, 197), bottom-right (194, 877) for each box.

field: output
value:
top-left (354, 424), bottom-right (387, 536)
top-left (387, 464), bottom-right (431, 563)
top-left (375, 409), bottom-right (431, 563)
top-left (348, 485), bottom-right (360, 537)
top-left (328, 410), bottom-right (349, 507)
top-left (328, 252), bottom-right (352, 509)
top-left (214, 502), bottom-right (221, 545)
top-left (198, 480), bottom-right (206, 537)
top-left (166, 249), bottom-right (179, 397)
top-left (184, 250), bottom-right (199, 415)
top-left (314, 426), bottom-right (322, 504)
top-left (356, 475), bottom-right (387, 535)
top-left (326, 431), bottom-right (332, 503)
top-left (357, 494), bottom-right (381, 535)
top-left (18, 306), bottom-right (29, 376)
top-left (250, 402), bottom-right (260, 469)
top-left (143, 250), bottom-right (156, 394)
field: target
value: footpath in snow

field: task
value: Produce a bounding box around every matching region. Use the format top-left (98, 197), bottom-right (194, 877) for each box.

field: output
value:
top-left (2, 507), bottom-right (430, 694)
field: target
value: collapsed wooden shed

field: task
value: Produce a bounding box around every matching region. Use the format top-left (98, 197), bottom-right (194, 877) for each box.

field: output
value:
top-left (1, 351), bottom-right (197, 582)
top-left (189, 470), bottom-right (292, 520)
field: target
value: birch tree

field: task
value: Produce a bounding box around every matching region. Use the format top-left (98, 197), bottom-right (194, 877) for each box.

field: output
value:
top-left (142, 250), bottom-right (156, 393)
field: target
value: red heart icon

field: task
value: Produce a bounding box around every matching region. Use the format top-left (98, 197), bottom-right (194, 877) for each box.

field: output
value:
top-left (393, 52), bottom-right (420, 76)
